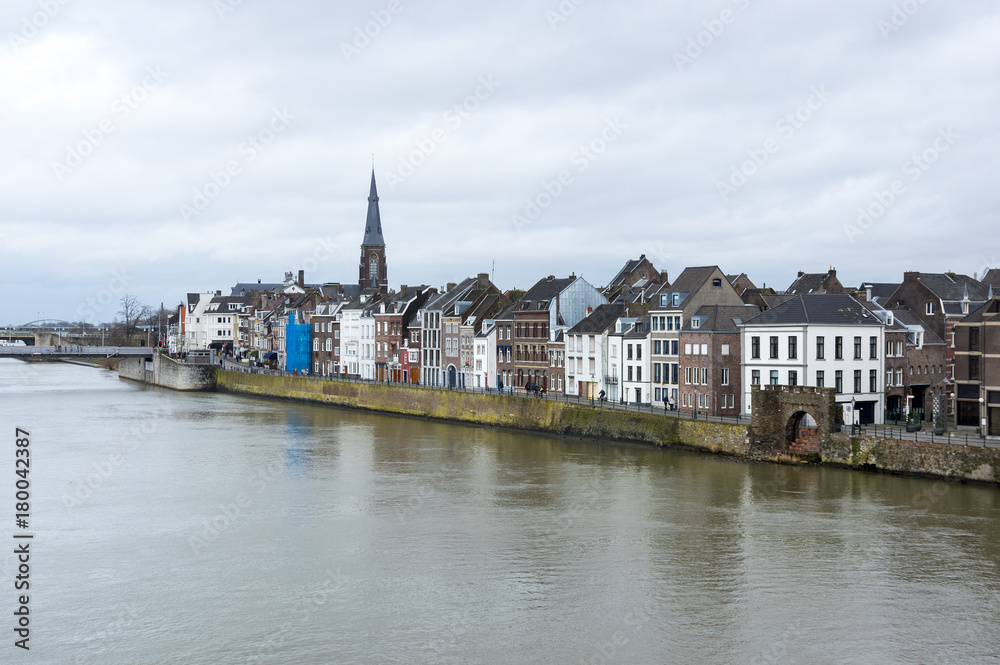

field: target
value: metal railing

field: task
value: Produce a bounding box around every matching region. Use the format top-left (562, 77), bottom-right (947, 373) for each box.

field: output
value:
top-left (840, 423), bottom-right (999, 448)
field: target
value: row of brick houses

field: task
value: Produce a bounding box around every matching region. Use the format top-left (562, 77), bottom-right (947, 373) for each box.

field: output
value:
top-left (167, 170), bottom-right (1000, 434)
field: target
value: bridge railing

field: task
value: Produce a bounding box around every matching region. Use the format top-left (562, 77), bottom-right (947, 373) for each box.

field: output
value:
top-left (0, 346), bottom-right (153, 356)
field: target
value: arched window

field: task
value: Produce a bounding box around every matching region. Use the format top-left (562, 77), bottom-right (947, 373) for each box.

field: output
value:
top-left (370, 254), bottom-right (379, 281)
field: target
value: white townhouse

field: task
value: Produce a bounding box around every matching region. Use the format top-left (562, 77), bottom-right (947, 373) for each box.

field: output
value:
top-left (607, 316), bottom-right (638, 403)
top-left (564, 304), bottom-right (625, 399)
top-left (473, 320), bottom-right (497, 390)
top-left (339, 297), bottom-right (367, 377)
top-left (740, 294), bottom-right (886, 425)
top-left (621, 316), bottom-right (652, 404)
top-left (183, 292), bottom-right (219, 351)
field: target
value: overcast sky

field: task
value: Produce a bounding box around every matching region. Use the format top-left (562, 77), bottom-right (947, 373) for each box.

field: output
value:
top-left (1, 0), bottom-right (997, 324)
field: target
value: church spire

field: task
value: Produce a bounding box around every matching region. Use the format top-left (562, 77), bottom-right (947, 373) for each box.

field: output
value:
top-left (363, 169), bottom-right (385, 246)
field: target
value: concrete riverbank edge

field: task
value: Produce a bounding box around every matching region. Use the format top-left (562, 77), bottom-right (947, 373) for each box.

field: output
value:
top-left (214, 369), bottom-right (1000, 485)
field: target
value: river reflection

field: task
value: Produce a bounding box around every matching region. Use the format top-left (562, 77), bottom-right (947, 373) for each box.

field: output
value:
top-left (1, 360), bottom-right (998, 664)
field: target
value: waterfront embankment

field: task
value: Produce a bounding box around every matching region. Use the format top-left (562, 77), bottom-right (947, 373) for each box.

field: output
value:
top-left (213, 367), bottom-right (1000, 485)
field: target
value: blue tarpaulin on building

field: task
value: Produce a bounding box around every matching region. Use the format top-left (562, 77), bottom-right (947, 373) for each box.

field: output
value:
top-left (285, 313), bottom-right (311, 373)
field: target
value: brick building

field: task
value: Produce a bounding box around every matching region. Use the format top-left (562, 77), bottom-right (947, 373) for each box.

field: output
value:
top-left (953, 296), bottom-right (1000, 434)
top-left (677, 304), bottom-right (758, 416)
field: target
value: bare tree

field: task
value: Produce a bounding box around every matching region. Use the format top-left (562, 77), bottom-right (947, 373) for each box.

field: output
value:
top-left (118, 294), bottom-right (148, 344)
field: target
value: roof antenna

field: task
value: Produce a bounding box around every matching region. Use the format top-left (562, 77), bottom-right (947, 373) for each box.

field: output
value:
top-left (372, 153), bottom-right (375, 170)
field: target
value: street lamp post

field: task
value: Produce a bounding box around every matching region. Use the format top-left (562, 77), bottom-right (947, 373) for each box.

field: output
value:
top-left (980, 397), bottom-right (986, 438)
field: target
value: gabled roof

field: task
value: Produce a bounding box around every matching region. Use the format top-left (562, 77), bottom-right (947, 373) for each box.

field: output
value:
top-left (423, 277), bottom-right (478, 312)
top-left (981, 269), bottom-right (1000, 289)
top-left (624, 316), bottom-right (651, 339)
top-left (743, 294), bottom-right (881, 326)
top-left (891, 308), bottom-right (945, 343)
top-left (786, 269), bottom-right (843, 295)
top-left (567, 304), bottom-right (625, 334)
top-left (655, 266), bottom-right (721, 310)
top-left (909, 273), bottom-right (989, 302)
top-left (522, 276), bottom-right (576, 304)
top-left (362, 170), bottom-right (385, 246)
top-left (684, 304), bottom-right (762, 332)
top-left (959, 297), bottom-right (1000, 324)
top-left (860, 282), bottom-right (901, 302)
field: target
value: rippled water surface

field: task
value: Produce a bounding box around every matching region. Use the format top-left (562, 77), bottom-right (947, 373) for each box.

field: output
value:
top-left (0, 360), bottom-right (998, 664)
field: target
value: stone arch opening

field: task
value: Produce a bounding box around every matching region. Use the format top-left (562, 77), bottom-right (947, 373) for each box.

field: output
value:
top-left (786, 411), bottom-right (820, 452)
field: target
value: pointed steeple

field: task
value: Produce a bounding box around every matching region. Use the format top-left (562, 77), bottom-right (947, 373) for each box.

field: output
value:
top-left (363, 170), bottom-right (385, 246)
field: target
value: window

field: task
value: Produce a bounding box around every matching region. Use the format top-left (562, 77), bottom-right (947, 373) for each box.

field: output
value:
top-left (654, 340), bottom-right (661, 354)
top-left (721, 368), bottom-right (729, 385)
top-left (654, 364), bottom-right (662, 382)
top-left (835, 336), bottom-right (843, 360)
top-left (751, 336), bottom-right (760, 359)
top-left (970, 356), bottom-right (980, 381)
top-left (667, 317), bottom-right (673, 331)
top-left (712, 278), bottom-right (722, 287)
top-left (925, 301), bottom-right (935, 315)
top-left (896, 368), bottom-right (902, 385)
top-left (816, 370), bottom-right (824, 387)
top-left (636, 346), bottom-right (642, 361)
top-left (627, 366), bottom-right (633, 381)
top-left (313, 339), bottom-right (319, 352)
top-left (701, 368), bottom-right (708, 385)
top-left (769, 336), bottom-right (779, 359)
top-left (721, 343), bottom-right (730, 355)
top-left (816, 336), bottom-right (825, 360)
top-left (869, 369), bottom-right (877, 392)
top-left (854, 337), bottom-right (862, 360)
top-left (770, 370), bottom-right (779, 385)
top-left (870, 336), bottom-right (878, 360)
top-left (970, 327), bottom-right (980, 351)
top-left (627, 344), bottom-right (633, 360)
top-left (788, 370), bottom-right (798, 386)
top-left (701, 344), bottom-right (708, 355)
top-left (835, 370), bottom-right (843, 393)
top-left (752, 370), bottom-right (761, 386)
top-left (788, 336), bottom-right (797, 360)
top-left (685, 367), bottom-right (692, 384)
top-left (652, 317), bottom-right (658, 331)
top-left (674, 316), bottom-right (681, 330)
top-left (692, 318), bottom-right (701, 329)
top-left (637, 367), bottom-right (642, 381)
top-left (314, 323), bottom-right (320, 333)
top-left (853, 369), bottom-right (862, 394)
top-left (685, 343), bottom-right (692, 355)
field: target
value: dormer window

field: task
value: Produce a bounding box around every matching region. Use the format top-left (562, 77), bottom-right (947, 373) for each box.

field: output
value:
top-left (692, 318), bottom-right (701, 329)
top-left (712, 278), bottom-right (722, 287)
top-left (673, 294), bottom-right (680, 307)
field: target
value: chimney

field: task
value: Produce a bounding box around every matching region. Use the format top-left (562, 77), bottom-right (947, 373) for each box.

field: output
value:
top-left (797, 270), bottom-right (804, 277)
top-left (257, 278), bottom-right (261, 284)
top-left (829, 268), bottom-right (836, 278)
top-left (903, 271), bottom-right (919, 283)
top-left (298, 270), bottom-right (304, 287)
top-left (660, 271), bottom-right (669, 284)
top-left (478, 272), bottom-right (489, 289)
top-left (447, 282), bottom-right (456, 291)
top-left (586, 306), bottom-right (593, 315)
top-left (216, 290), bottom-right (221, 296)
top-left (401, 285), bottom-right (408, 295)
top-left (547, 275), bottom-right (555, 282)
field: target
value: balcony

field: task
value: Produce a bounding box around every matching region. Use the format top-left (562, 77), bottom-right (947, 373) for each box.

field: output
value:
top-left (605, 375), bottom-right (619, 385)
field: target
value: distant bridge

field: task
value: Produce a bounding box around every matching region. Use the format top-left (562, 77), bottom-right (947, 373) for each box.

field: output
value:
top-left (0, 346), bottom-right (155, 359)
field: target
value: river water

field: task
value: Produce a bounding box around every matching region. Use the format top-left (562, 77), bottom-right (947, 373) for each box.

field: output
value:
top-left (0, 359), bottom-right (998, 664)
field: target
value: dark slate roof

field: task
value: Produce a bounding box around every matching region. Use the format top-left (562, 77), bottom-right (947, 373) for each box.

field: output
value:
top-left (861, 282), bottom-right (900, 301)
top-left (567, 304), bottom-right (625, 334)
top-left (362, 170), bottom-right (385, 246)
top-left (981, 269), bottom-right (1000, 289)
top-left (916, 273), bottom-right (988, 302)
top-left (959, 297), bottom-right (1000, 324)
top-left (684, 304), bottom-right (762, 332)
top-left (657, 266), bottom-right (719, 309)
top-left (230, 283), bottom-right (283, 297)
top-left (522, 276), bottom-right (575, 305)
top-left (743, 294), bottom-right (881, 326)
top-left (891, 309), bottom-right (945, 344)
top-left (424, 277), bottom-right (478, 312)
top-left (761, 294), bottom-right (796, 309)
top-left (624, 316), bottom-right (651, 338)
